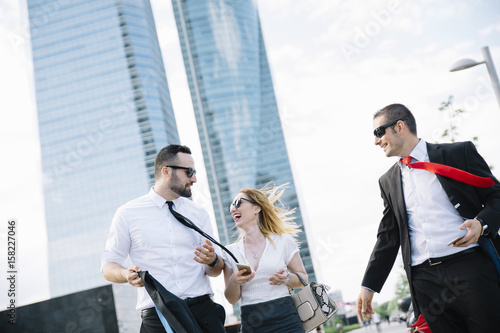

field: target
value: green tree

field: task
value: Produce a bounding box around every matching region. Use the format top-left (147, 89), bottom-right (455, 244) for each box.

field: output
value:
top-left (394, 271), bottom-right (409, 298)
top-left (437, 95), bottom-right (474, 143)
top-left (374, 301), bottom-right (389, 317)
top-left (386, 298), bottom-right (399, 317)
top-left (437, 95), bottom-right (492, 169)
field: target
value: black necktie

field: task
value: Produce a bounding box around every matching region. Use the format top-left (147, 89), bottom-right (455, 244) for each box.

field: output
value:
top-left (166, 201), bottom-right (239, 263)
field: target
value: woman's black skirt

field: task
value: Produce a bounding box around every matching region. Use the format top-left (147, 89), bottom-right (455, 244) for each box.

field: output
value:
top-left (240, 296), bottom-right (303, 333)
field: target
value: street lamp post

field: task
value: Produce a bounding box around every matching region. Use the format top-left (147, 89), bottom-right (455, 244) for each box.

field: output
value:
top-left (450, 46), bottom-right (500, 110)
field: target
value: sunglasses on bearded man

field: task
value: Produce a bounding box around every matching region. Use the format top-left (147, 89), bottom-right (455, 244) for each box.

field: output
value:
top-left (165, 165), bottom-right (196, 178)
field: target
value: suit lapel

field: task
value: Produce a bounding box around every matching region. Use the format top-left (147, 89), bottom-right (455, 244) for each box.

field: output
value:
top-left (390, 164), bottom-right (408, 225)
top-left (426, 142), bottom-right (450, 185)
top-left (426, 142), bottom-right (465, 214)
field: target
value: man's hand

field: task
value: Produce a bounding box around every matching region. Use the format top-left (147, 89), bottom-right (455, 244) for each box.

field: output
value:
top-left (357, 288), bottom-right (374, 322)
top-left (454, 219), bottom-right (482, 247)
top-left (125, 265), bottom-right (143, 287)
top-left (194, 239), bottom-right (217, 266)
top-left (102, 262), bottom-right (143, 286)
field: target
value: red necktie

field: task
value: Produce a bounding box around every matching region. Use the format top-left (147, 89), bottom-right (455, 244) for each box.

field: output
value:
top-left (401, 156), bottom-right (495, 188)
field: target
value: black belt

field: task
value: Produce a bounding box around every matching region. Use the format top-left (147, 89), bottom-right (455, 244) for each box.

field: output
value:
top-left (184, 294), bottom-right (211, 306)
top-left (416, 247), bottom-right (480, 267)
top-left (141, 294), bottom-right (211, 317)
top-left (141, 307), bottom-right (157, 317)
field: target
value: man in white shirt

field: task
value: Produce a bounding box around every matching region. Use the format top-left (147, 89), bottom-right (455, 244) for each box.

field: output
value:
top-left (101, 144), bottom-right (226, 333)
top-left (357, 104), bottom-right (500, 332)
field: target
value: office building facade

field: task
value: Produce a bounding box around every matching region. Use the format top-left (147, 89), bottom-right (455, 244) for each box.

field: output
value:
top-left (28, 0), bottom-right (179, 329)
top-left (171, 0), bottom-right (316, 282)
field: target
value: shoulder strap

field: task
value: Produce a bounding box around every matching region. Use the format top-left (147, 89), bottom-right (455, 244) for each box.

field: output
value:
top-left (294, 272), bottom-right (308, 286)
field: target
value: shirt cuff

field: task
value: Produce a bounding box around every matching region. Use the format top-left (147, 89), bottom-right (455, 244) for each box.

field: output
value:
top-left (361, 286), bottom-right (377, 293)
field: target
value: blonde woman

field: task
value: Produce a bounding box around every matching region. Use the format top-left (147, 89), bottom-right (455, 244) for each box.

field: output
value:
top-left (222, 184), bottom-right (307, 333)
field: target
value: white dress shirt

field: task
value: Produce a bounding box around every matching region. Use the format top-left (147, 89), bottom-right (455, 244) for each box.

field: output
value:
top-left (101, 187), bottom-right (218, 310)
top-left (222, 233), bottom-right (299, 306)
top-left (400, 140), bottom-right (478, 266)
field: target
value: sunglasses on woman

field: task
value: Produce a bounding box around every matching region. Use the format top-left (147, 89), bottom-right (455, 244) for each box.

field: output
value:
top-left (228, 197), bottom-right (256, 212)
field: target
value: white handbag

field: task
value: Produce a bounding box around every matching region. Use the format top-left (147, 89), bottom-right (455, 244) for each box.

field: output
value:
top-left (289, 273), bottom-right (338, 332)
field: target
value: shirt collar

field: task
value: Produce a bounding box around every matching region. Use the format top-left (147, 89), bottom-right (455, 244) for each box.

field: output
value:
top-left (399, 139), bottom-right (428, 168)
top-left (148, 187), bottom-right (182, 209)
top-left (410, 139), bottom-right (428, 162)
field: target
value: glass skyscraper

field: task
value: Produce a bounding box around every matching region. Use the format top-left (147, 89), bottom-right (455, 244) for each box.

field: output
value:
top-left (28, 0), bottom-right (178, 330)
top-left (171, 0), bottom-right (316, 282)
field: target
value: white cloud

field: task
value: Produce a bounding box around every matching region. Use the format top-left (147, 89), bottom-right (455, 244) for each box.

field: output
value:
top-left (268, 43), bottom-right (304, 64)
top-left (479, 22), bottom-right (500, 36)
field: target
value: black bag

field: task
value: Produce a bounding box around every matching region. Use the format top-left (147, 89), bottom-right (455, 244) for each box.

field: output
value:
top-left (139, 271), bottom-right (203, 333)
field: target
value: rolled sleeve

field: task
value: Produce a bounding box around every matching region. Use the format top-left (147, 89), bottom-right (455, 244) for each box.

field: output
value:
top-left (101, 209), bottom-right (130, 271)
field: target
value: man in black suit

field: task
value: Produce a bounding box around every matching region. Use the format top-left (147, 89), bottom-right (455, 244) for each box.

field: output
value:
top-left (357, 104), bottom-right (500, 332)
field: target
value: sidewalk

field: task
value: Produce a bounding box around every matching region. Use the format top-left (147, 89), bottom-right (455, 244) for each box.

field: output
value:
top-left (349, 320), bottom-right (409, 333)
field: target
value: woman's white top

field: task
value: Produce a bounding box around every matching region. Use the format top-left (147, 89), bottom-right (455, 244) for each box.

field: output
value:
top-left (222, 233), bottom-right (299, 306)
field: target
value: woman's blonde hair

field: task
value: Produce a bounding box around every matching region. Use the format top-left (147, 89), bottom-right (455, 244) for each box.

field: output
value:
top-left (238, 183), bottom-right (300, 244)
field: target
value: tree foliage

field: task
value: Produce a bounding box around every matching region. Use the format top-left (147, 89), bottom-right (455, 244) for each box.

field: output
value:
top-left (437, 95), bottom-right (478, 144)
top-left (395, 271), bottom-right (410, 298)
top-left (437, 95), bottom-right (491, 169)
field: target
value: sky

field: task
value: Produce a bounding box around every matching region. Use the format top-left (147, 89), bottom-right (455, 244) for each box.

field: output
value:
top-left (1, 0), bottom-right (500, 315)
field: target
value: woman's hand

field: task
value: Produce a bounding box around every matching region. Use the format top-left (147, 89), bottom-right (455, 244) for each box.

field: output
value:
top-left (231, 267), bottom-right (256, 286)
top-left (224, 265), bottom-right (255, 305)
top-left (268, 267), bottom-right (288, 286)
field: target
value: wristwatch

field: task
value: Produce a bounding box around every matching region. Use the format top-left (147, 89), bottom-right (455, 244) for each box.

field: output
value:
top-left (284, 270), bottom-right (291, 285)
top-left (208, 253), bottom-right (219, 268)
top-left (476, 217), bottom-right (490, 236)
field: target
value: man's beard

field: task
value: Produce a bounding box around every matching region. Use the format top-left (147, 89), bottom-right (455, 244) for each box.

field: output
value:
top-left (170, 172), bottom-right (192, 197)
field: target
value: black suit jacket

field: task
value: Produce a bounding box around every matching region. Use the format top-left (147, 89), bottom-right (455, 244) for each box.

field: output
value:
top-left (139, 271), bottom-right (203, 333)
top-left (362, 141), bottom-right (500, 313)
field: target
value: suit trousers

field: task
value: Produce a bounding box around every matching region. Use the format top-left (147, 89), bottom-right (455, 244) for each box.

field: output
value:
top-left (411, 249), bottom-right (500, 333)
top-left (140, 295), bottom-right (226, 333)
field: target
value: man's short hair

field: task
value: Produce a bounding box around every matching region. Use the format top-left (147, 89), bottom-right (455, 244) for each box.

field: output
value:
top-left (374, 103), bottom-right (418, 136)
top-left (154, 144), bottom-right (192, 179)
